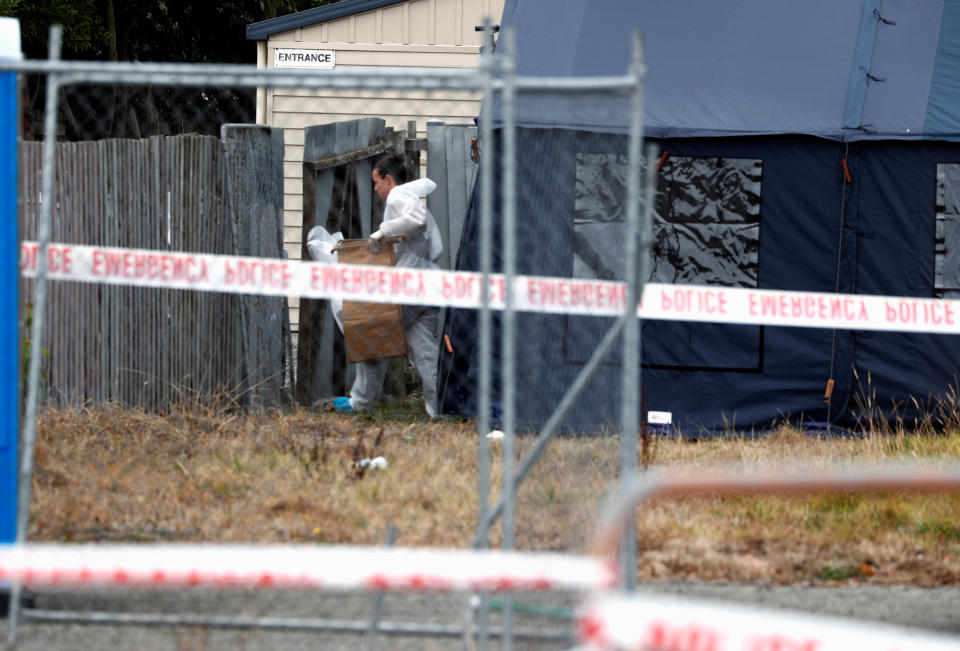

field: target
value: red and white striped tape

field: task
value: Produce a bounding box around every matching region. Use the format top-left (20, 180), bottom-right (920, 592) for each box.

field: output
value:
top-left (20, 241), bottom-right (960, 333)
top-left (0, 544), bottom-right (616, 592)
top-left (577, 593), bottom-right (960, 651)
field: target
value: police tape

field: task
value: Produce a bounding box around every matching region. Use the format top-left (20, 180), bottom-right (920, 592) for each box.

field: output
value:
top-left (0, 543), bottom-right (616, 592)
top-left (20, 241), bottom-right (960, 333)
top-left (577, 593), bottom-right (960, 651)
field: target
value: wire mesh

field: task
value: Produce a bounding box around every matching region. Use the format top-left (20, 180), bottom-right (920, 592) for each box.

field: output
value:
top-left (3, 21), bottom-right (649, 650)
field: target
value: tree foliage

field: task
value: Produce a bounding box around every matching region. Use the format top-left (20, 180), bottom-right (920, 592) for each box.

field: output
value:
top-left (0, 0), bottom-right (108, 59)
top-left (5, 0), bottom-right (342, 139)
top-left (6, 0), bottom-right (340, 61)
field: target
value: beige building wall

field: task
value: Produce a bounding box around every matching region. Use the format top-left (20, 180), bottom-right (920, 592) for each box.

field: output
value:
top-left (257, 0), bottom-right (504, 329)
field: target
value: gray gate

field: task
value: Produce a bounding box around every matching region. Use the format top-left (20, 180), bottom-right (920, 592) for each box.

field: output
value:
top-left (295, 118), bottom-right (478, 406)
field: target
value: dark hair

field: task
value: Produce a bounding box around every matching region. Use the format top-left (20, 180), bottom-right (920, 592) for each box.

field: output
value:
top-left (374, 152), bottom-right (408, 185)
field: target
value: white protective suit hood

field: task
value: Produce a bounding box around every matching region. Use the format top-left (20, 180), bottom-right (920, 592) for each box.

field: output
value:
top-left (381, 178), bottom-right (444, 266)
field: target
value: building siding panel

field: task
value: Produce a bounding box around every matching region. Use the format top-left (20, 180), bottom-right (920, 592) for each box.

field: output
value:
top-left (325, 17), bottom-right (353, 42)
top-left (382, 4), bottom-right (407, 43)
top-left (409, 0), bottom-right (431, 44)
top-left (434, 0), bottom-right (458, 45)
top-left (355, 12), bottom-right (378, 42)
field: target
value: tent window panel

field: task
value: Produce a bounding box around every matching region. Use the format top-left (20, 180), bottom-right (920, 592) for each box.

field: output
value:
top-left (572, 153), bottom-right (762, 287)
top-left (650, 221), bottom-right (759, 287)
top-left (574, 152), bottom-right (629, 280)
top-left (935, 163), bottom-right (960, 298)
top-left (653, 155), bottom-right (762, 287)
top-left (567, 152), bottom-right (763, 370)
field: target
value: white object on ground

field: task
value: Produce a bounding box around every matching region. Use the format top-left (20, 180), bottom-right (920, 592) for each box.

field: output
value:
top-left (647, 410), bottom-right (672, 425)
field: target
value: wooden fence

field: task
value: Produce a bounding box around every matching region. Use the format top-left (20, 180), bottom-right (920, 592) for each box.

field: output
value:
top-left (19, 128), bottom-right (289, 410)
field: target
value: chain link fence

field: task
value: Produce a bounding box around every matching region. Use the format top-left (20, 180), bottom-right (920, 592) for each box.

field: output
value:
top-left (4, 22), bottom-right (651, 650)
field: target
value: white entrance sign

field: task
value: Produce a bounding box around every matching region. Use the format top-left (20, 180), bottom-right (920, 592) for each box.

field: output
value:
top-left (274, 48), bottom-right (335, 69)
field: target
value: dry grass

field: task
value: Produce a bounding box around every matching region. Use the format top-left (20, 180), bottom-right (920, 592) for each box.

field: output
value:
top-left (28, 397), bottom-right (960, 587)
top-left (629, 426), bottom-right (960, 585)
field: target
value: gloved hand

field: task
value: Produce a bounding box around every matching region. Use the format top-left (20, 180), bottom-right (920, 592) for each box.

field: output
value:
top-left (368, 229), bottom-right (385, 254)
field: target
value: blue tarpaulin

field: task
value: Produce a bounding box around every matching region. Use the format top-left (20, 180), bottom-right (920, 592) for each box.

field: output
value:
top-left (439, 0), bottom-right (960, 434)
top-left (496, 0), bottom-right (960, 140)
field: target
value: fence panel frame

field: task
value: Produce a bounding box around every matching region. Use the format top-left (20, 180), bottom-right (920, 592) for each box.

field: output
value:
top-left (2, 25), bottom-right (649, 646)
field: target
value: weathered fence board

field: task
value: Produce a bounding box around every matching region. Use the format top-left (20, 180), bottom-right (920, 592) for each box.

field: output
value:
top-left (222, 125), bottom-right (288, 408)
top-left (426, 121), bottom-right (478, 272)
top-left (297, 118), bottom-right (391, 406)
top-left (19, 132), bottom-right (288, 410)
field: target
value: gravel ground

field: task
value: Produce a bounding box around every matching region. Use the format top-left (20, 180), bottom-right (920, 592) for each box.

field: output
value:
top-left (3, 582), bottom-right (960, 649)
top-left (636, 582), bottom-right (960, 634)
top-left (3, 588), bottom-right (579, 650)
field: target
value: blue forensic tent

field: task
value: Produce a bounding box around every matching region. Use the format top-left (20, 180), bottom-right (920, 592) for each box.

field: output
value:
top-left (437, 0), bottom-right (960, 434)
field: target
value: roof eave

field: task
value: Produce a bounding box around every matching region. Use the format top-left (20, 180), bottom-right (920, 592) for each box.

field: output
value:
top-left (247, 0), bottom-right (406, 40)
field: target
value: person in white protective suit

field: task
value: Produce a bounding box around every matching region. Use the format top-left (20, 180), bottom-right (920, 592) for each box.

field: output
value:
top-left (333, 152), bottom-right (443, 417)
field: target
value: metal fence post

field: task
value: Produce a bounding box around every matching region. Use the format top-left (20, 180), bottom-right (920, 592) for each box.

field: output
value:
top-left (472, 18), bottom-right (498, 651)
top-left (618, 30), bottom-right (648, 592)
top-left (8, 24), bottom-right (62, 644)
top-left (499, 25), bottom-right (518, 651)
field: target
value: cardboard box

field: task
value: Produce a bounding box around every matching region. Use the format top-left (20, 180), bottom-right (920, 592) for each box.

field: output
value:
top-left (335, 239), bottom-right (408, 363)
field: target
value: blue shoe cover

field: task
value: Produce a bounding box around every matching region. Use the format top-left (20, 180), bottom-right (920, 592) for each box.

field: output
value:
top-left (333, 397), bottom-right (354, 413)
